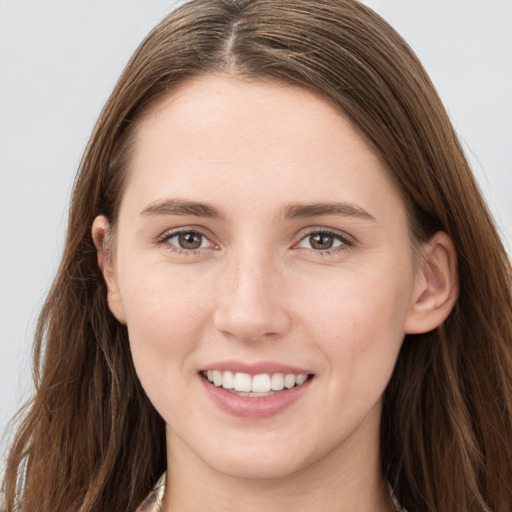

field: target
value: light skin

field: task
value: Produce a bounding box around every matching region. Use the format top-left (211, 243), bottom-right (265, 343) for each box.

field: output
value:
top-left (93, 75), bottom-right (458, 511)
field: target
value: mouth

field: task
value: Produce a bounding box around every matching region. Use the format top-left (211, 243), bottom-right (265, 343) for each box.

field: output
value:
top-left (201, 370), bottom-right (314, 397)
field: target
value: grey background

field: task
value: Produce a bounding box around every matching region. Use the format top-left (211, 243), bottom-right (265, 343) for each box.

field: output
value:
top-left (1, 0), bottom-right (511, 469)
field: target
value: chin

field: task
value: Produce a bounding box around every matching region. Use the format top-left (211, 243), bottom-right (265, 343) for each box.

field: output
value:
top-left (208, 451), bottom-right (308, 481)
top-left (195, 429), bottom-right (331, 482)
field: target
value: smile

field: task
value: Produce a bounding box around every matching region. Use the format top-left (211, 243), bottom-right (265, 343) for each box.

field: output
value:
top-left (203, 370), bottom-right (310, 396)
top-left (200, 366), bottom-right (314, 418)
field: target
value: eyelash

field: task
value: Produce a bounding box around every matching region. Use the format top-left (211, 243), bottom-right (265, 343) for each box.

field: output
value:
top-left (157, 229), bottom-right (213, 255)
top-left (156, 227), bottom-right (354, 256)
top-left (297, 227), bottom-right (354, 255)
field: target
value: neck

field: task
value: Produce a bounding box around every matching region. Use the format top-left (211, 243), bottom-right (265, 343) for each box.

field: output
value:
top-left (163, 422), bottom-right (394, 512)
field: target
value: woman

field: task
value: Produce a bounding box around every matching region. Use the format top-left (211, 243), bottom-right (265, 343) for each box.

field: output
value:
top-left (2, 0), bottom-right (512, 510)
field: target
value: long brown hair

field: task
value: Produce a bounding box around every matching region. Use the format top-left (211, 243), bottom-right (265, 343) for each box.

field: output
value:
top-left (3, 1), bottom-right (512, 510)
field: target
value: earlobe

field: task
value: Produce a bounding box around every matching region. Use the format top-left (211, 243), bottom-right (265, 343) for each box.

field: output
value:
top-left (91, 216), bottom-right (127, 324)
top-left (405, 232), bottom-right (459, 334)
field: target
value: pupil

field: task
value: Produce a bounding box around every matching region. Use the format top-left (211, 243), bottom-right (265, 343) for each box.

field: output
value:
top-left (179, 232), bottom-right (202, 249)
top-left (311, 233), bottom-right (333, 250)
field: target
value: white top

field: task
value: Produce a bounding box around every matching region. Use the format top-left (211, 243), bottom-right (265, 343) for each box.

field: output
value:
top-left (135, 473), bottom-right (407, 512)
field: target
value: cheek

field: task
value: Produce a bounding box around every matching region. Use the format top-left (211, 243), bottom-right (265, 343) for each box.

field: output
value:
top-left (304, 263), bottom-right (411, 326)
top-left (297, 262), bottom-right (413, 377)
top-left (118, 265), bottom-right (212, 376)
top-left (118, 269), bottom-right (216, 425)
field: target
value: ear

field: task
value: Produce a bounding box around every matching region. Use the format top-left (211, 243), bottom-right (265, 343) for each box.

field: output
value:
top-left (91, 215), bottom-right (127, 324)
top-left (405, 231), bottom-right (459, 334)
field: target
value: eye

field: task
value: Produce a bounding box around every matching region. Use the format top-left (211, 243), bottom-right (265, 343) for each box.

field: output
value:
top-left (296, 229), bottom-right (352, 252)
top-left (173, 231), bottom-right (205, 250)
top-left (159, 229), bottom-right (215, 252)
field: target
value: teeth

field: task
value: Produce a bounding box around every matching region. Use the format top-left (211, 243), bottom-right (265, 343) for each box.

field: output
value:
top-left (222, 370), bottom-right (234, 389)
top-left (204, 370), bottom-right (309, 393)
top-left (284, 374), bottom-right (296, 389)
top-left (213, 370), bottom-right (222, 387)
top-left (252, 374), bottom-right (271, 393)
top-left (271, 373), bottom-right (284, 390)
top-left (296, 374), bottom-right (308, 386)
top-left (233, 372), bottom-right (252, 392)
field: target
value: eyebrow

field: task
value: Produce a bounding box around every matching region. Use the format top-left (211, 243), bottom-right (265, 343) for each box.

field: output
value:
top-left (140, 198), bottom-right (224, 219)
top-left (139, 198), bottom-right (375, 222)
top-left (282, 202), bottom-right (376, 222)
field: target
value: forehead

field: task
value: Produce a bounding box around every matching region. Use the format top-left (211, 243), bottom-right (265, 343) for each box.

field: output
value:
top-left (121, 74), bottom-right (404, 223)
top-left (135, 74), bottom-right (377, 165)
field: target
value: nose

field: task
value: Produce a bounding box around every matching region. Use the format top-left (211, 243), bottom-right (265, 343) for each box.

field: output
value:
top-left (213, 250), bottom-right (292, 343)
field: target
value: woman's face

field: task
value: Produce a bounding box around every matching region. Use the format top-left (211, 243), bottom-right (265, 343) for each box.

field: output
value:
top-left (100, 75), bottom-right (425, 480)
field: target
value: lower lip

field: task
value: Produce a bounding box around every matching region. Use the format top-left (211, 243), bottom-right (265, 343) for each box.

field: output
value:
top-left (200, 376), bottom-right (313, 418)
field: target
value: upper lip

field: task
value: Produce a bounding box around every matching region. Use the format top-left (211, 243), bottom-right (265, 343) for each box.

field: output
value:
top-left (201, 359), bottom-right (312, 375)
